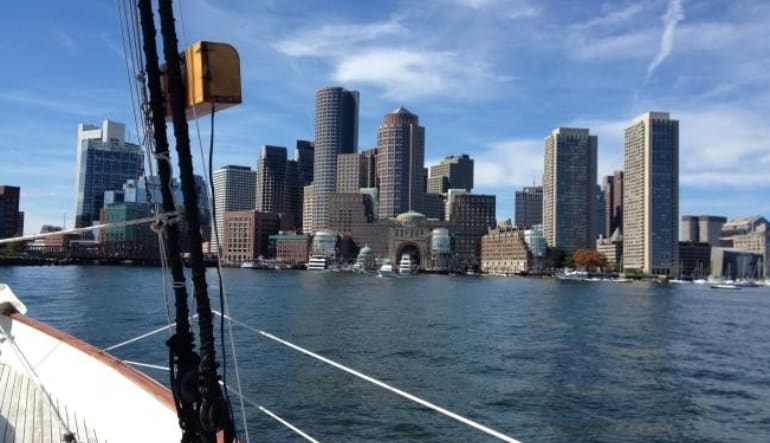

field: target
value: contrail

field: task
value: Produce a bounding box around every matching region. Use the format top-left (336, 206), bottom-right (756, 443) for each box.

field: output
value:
top-left (646, 0), bottom-right (684, 81)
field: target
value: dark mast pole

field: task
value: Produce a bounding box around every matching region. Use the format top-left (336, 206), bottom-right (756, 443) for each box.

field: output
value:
top-left (136, 0), bottom-right (202, 441)
top-left (156, 0), bottom-right (234, 440)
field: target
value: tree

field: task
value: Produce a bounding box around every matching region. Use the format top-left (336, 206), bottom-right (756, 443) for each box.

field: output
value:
top-left (573, 249), bottom-right (603, 271)
top-left (549, 247), bottom-right (566, 269)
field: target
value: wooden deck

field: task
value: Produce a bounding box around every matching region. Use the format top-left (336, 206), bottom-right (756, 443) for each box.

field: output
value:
top-left (0, 362), bottom-right (101, 443)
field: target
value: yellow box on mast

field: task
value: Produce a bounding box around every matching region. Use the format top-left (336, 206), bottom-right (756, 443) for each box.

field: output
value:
top-left (163, 41), bottom-right (242, 120)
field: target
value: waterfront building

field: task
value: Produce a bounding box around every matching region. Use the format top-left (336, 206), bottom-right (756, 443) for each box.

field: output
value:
top-left (328, 193), bottom-right (375, 238)
top-left (74, 120), bottom-right (143, 228)
top-left (356, 245), bottom-right (377, 271)
top-left (311, 230), bottom-right (340, 259)
top-left (596, 230), bottom-right (623, 272)
top-left (603, 171), bottom-right (623, 237)
top-left (710, 247), bottom-right (763, 280)
top-left (422, 193), bottom-right (446, 220)
top-left (222, 210), bottom-right (280, 265)
top-left (336, 153), bottom-right (366, 193)
top-left (427, 154), bottom-right (473, 195)
top-left (255, 145), bottom-right (288, 214)
top-left (310, 86), bottom-right (359, 233)
top-left (719, 216), bottom-right (769, 277)
top-left (448, 193), bottom-right (497, 268)
top-left (445, 188), bottom-right (468, 221)
top-left (678, 241), bottom-right (711, 278)
top-left (543, 127), bottom-right (598, 253)
top-left (0, 185), bottom-right (22, 238)
top-left (268, 233), bottom-right (310, 265)
top-left (681, 215), bottom-right (726, 247)
top-left (622, 112), bottom-right (679, 276)
top-left (350, 221), bottom-right (390, 260)
top-left (430, 228), bottom-right (452, 271)
top-left (213, 165), bottom-right (257, 249)
top-left (524, 224), bottom-right (548, 272)
top-left (480, 227), bottom-right (532, 274)
top-left (376, 106), bottom-right (425, 219)
top-left (514, 186), bottom-right (542, 228)
top-left (104, 202), bottom-right (158, 257)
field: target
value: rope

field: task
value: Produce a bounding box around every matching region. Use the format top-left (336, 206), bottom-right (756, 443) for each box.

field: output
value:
top-left (212, 311), bottom-right (524, 443)
top-left (173, 3), bottom-right (249, 439)
top-left (124, 361), bottom-right (171, 371)
top-left (218, 382), bottom-right (322, 443)
top-left (102, 315), bottom-right (198, 352)
top-left (0, 213), bottom-right (176, 245)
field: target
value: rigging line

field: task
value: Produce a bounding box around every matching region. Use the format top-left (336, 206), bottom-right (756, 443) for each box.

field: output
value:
top-left (0, 322), bottom-right (76, 437)
top-left (102, 315), bottom-right (197, 352)
top-left (175, 2), bottom-right (250, 435)
top-left (114, 0), bottom-right (142, 148)
top-left (212, 311), bottom-right (525, 443)
top-left (123, 361), bottom-right (171, 371)
top-left (0, 213), bottom-right (177, 245)
top-left (218, 382), bottom-right (322, 443)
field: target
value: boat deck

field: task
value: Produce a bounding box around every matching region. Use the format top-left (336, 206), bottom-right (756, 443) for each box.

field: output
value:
top-left (0, 362), bottom-right (101, 443)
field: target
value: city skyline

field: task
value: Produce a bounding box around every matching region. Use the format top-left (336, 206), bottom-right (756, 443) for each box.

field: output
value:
top-left (2, 0), bottom-right (769, 234)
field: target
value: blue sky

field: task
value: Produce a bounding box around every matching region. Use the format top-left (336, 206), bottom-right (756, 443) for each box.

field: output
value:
top-left (1, 0), bottom-right (769, 234)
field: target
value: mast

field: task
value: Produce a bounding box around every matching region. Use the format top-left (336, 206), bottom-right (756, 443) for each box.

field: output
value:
top-left (155, 0), bottom-right (234, 441)
top-left (136, 0), bottom-right (203, 441)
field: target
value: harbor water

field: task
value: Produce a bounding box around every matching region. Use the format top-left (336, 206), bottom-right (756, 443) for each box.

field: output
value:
top-left (1, 266), bottom-right (769, 442)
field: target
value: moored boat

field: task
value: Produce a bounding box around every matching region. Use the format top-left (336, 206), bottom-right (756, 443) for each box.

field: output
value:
top-left (378, 261), bottom-right (397, 278)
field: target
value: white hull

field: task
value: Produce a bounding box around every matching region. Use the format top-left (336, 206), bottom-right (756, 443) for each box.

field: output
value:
top-left (0, 284), bottom-right (181, 442)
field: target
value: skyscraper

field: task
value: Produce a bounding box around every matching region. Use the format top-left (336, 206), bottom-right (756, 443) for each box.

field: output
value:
top-left (255, 145), bottom-right (288, 213)
top-left (74, 120), bottom-right (143, 228)
top-left (427, 154), bottom-right (474, 195)
top-left (212, 165), bottom-right (257, 248)
top-left (623, 112), bottom-right (679, 276)
top-left (603, 170), bottom-right (623, 237)
top-left (0, 185), bottom-right (22, 238)
top-left (292, 140), bottom-right (315, 231)
top-left (309, 87), bottom-right (359, 233)
top-left (376, 106), bottom-right (425, 219)
top-left (514, 186), bottom-right (543, 228)
top-left (336, 153), bottom-right (366, 193)
top-left (542, 127), bottom-right (597, 253)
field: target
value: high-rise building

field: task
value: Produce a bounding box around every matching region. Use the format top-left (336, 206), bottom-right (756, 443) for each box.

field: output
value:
top-left (427, 154), bottom-right (474, 195)
top-left (74, 120), bottom-right (143, 228)
top-left (542, 127), bottom-right (598, 253)
top-left (213, 165), bottom-right (257, 248)
top-left (376, 106), bottom-right (425, 219)
top-left (310, 87), bottom-right (359, 233)
top-left (681, 215), bottom-right (726, 246)
top-left (596, 185), bottom-right (606, 239)
top-left (603, 170), bottom-right (623, 237)
top-left (360, 148), bottom-right (378, 188)
top-left (448, 193), bottom-right (496, 266)
top-left (0, 185), bottom-right (22, 239)
top-left (336, 153), bottom-right (366, 193)
top-left (514, 186), bottom-right (543, 228)
top-left (623, 112), bottom-right (679, 276)
top-left (286, 140), bottom-right (314, 232)
top-left (255, 145), bottom-right (288, 213)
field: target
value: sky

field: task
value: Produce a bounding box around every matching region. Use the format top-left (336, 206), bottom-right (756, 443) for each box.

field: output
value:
top-left (1, 0), bottom-right (769, 235)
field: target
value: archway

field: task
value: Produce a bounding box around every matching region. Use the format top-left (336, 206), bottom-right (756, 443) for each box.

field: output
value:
top-left (396, 242), bottom-right (421, 269)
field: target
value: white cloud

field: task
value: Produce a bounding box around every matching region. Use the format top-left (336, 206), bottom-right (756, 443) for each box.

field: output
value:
top-left (646, 0), bottom-right (685, 80)
top-left (53, 30), bottom-right (77, 51)
top-left (273, 19), bottom-right (406, 57)
top-left (474, 138), bottom-right (544, 188)
top-left (578, 3), bottom-right (647, 30)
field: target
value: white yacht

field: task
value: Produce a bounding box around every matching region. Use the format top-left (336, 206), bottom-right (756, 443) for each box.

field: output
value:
top-left (240, 260), bottom-right (259, 269)
top-left (306, 255), bottom-right (328, 271)
top-left (398, 254), bottom-right (414, 275)
top-left (378, 261), bottom-right (397, 278)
